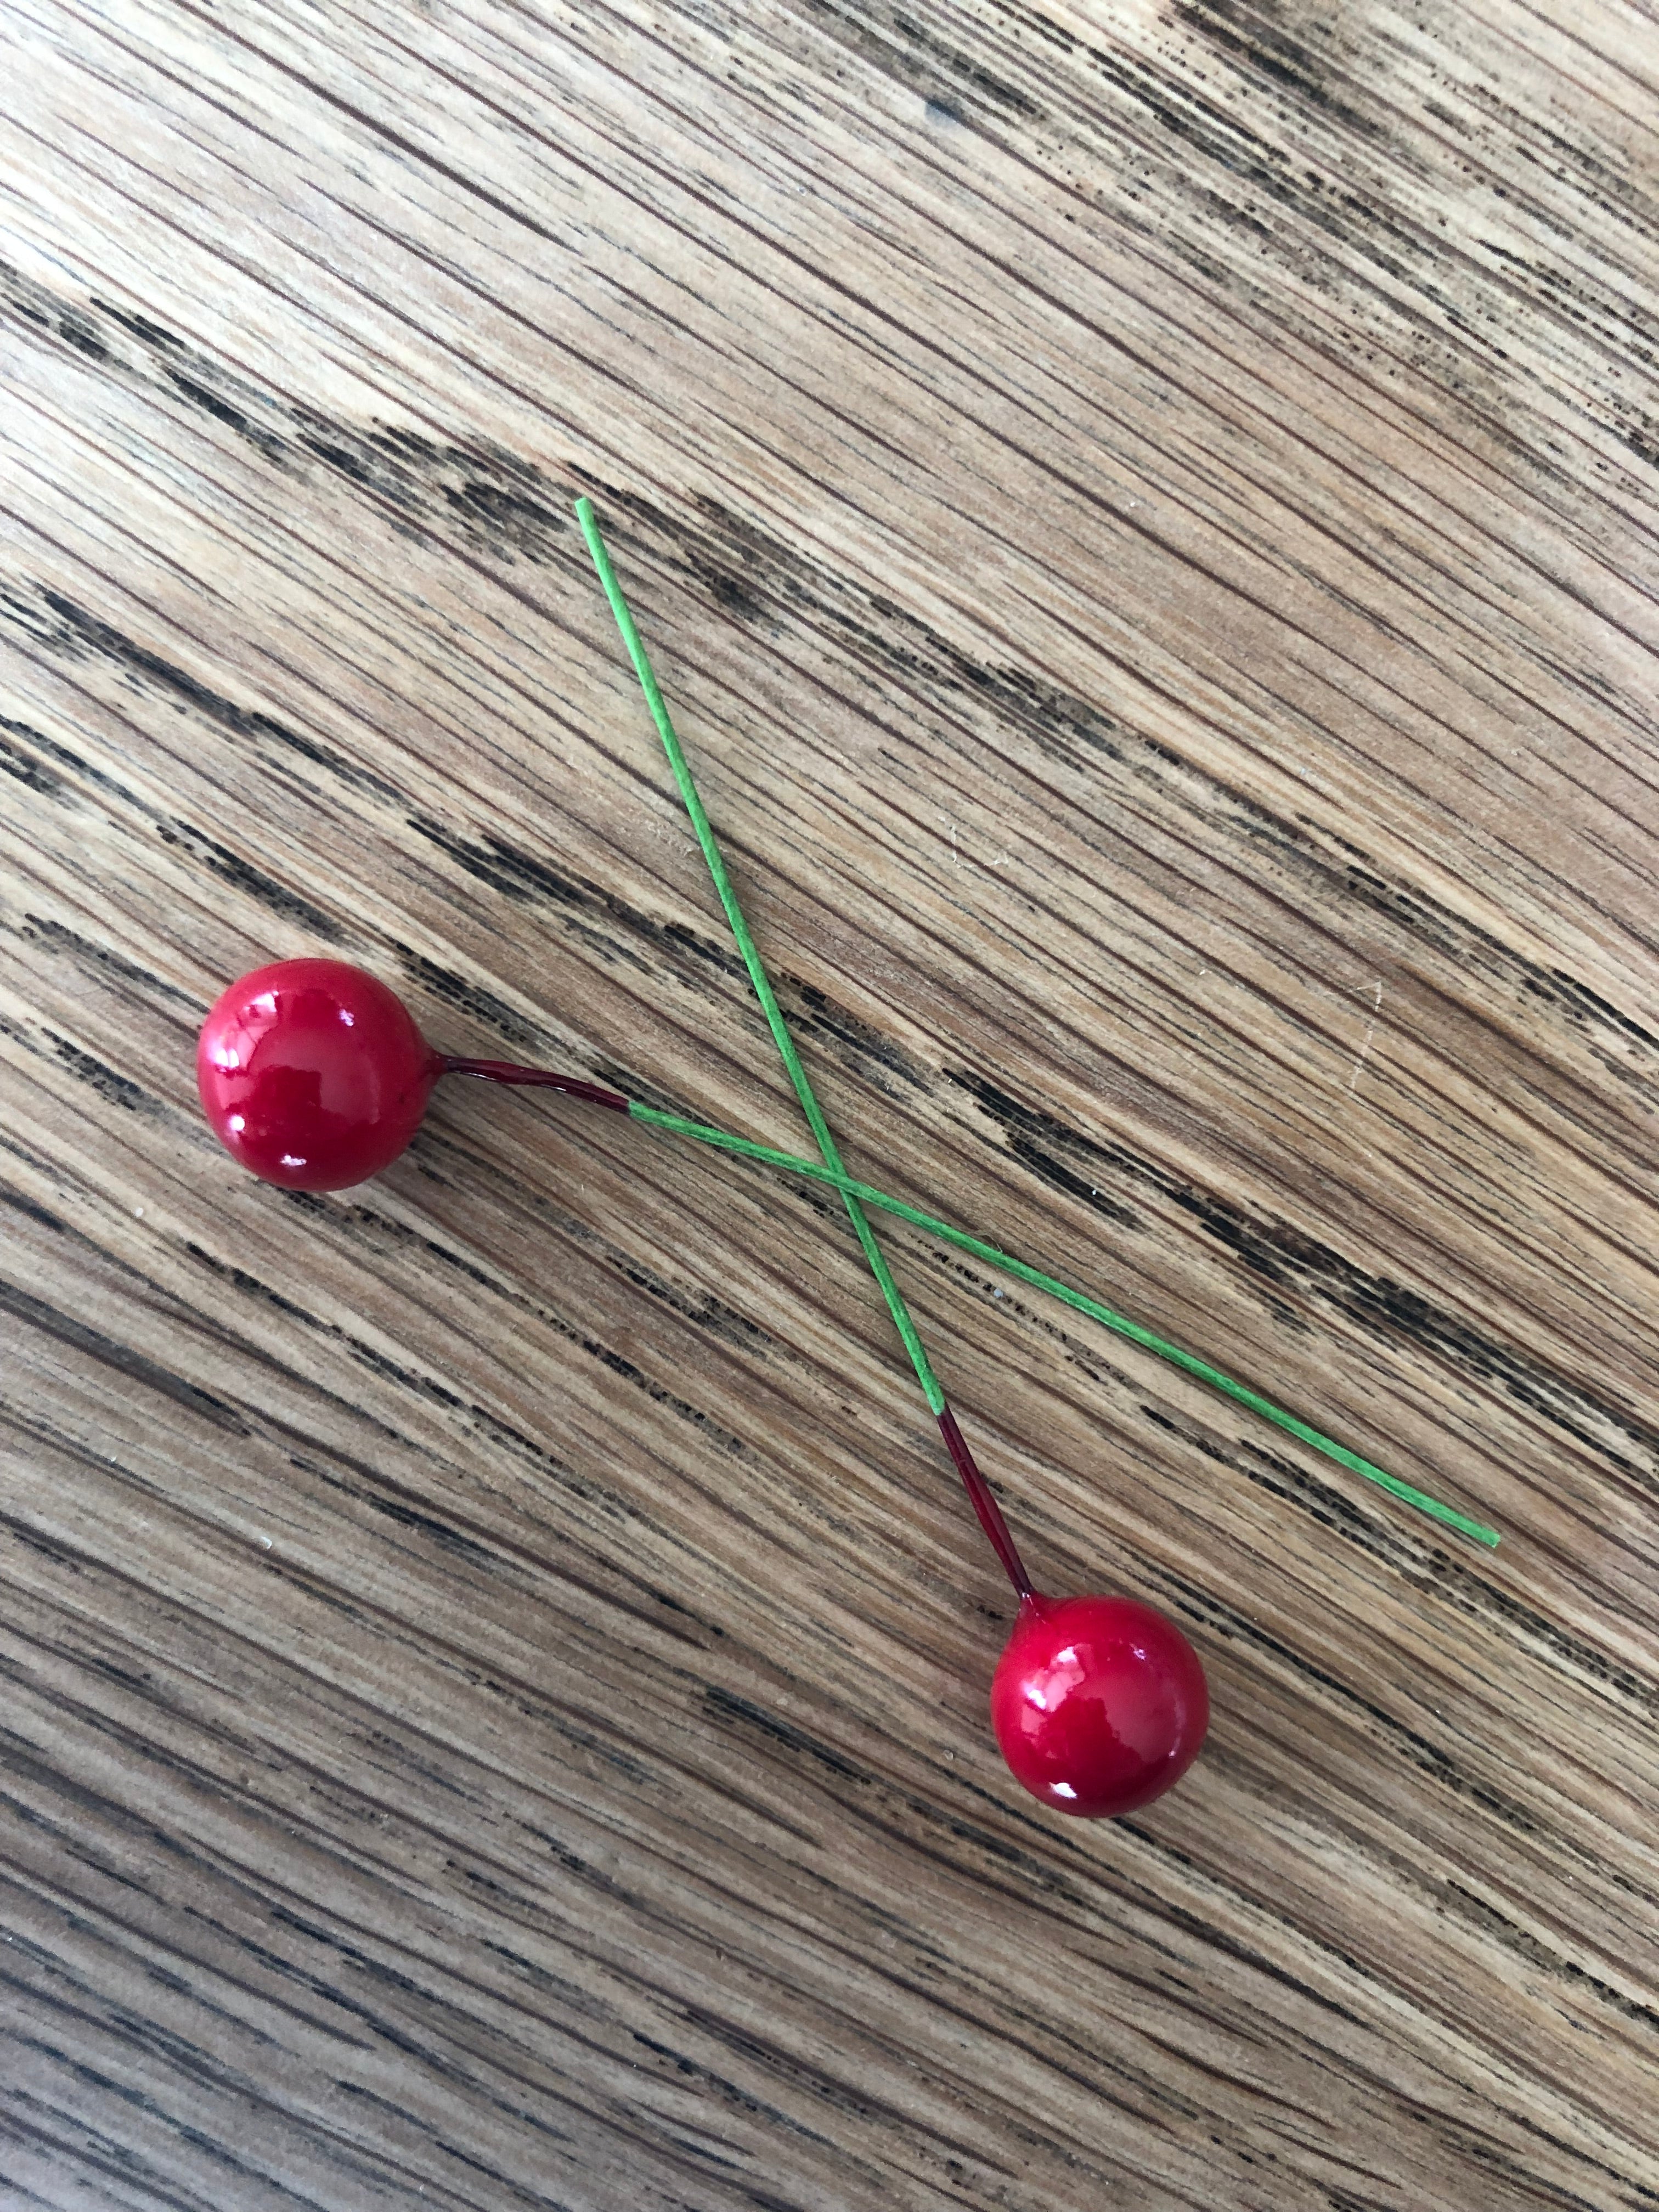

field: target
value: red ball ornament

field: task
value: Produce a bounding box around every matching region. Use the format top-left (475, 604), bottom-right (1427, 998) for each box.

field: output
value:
top-left (991, 1592), bottom-right (1209, 1818)
top-left (197, 958), bottom-right (441, 1192)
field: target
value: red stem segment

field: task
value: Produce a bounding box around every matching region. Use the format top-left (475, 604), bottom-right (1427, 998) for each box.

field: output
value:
top-left (443, 1058), bottom-right (630, 1112)
top-left (938, 1409), bottom-right (1035, 1601)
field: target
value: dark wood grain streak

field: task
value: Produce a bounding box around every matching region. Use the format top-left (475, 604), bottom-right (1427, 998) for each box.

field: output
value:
top-left (2, 0), bottom-right (1657, 2205)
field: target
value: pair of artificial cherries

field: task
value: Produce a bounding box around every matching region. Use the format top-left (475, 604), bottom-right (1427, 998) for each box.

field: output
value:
top-left (200, 958), bottom-right (1208, 1819)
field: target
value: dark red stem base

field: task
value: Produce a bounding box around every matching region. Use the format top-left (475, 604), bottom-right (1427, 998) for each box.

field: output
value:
top-left (938, 1408), bottom-right (1034, 1600)
top-left (443, 1058), bottom-right (630, 1111)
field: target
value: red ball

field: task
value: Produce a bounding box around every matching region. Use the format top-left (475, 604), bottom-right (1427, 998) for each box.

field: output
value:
top-left (198, 958), bottom-right (440, 1192)
top-left (991, 1592), bottom-right (1208, 1818)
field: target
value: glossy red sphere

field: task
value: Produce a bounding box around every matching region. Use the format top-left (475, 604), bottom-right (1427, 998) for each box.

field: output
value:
top-left (198, 959), bottom-right (440, 1192)
top-left (991, 1592), bottom-right (1208, 1819)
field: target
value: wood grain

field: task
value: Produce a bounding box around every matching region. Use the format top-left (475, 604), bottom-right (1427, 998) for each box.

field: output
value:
top-left (2, 1), bottom-right (1656, 2204)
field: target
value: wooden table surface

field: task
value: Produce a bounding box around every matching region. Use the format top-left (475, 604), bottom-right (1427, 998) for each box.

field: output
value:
top-left (3, 2), bottom-right (1657, 2205)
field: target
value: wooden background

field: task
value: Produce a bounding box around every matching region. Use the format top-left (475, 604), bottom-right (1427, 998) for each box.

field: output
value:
top-left (1, 0), bottom-right (1656, 2204)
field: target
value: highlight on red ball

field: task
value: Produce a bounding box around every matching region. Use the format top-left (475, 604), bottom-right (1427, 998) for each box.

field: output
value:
top-left (197, 958), bottom-right (441, 1192)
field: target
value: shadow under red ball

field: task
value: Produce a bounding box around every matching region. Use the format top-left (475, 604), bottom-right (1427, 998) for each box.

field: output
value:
top-left (197, 958), bottom-right (442, 1192)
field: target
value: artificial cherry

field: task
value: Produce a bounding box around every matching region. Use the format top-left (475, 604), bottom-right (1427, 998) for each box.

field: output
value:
top-left (197, 957), bottom-right (624, 1192)
top-left (198, 959), bottom-right (443, 1192)
top-left (197, 956), bottom-right (1209, 1818)
top-left (991, 1592), bottom-right (1208, 1818)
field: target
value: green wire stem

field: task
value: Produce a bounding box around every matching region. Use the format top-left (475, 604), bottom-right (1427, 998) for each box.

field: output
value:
top-left (576, 496), bottom-right (946, 1416)
top-left (628, 1102), bottom-right (1498, 1548)
top-left (575, 495), bottom-right (1498, 1553)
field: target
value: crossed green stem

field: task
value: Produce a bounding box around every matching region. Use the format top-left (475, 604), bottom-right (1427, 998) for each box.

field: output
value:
top-left (567, 497), bottom-right (1499, 1556)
